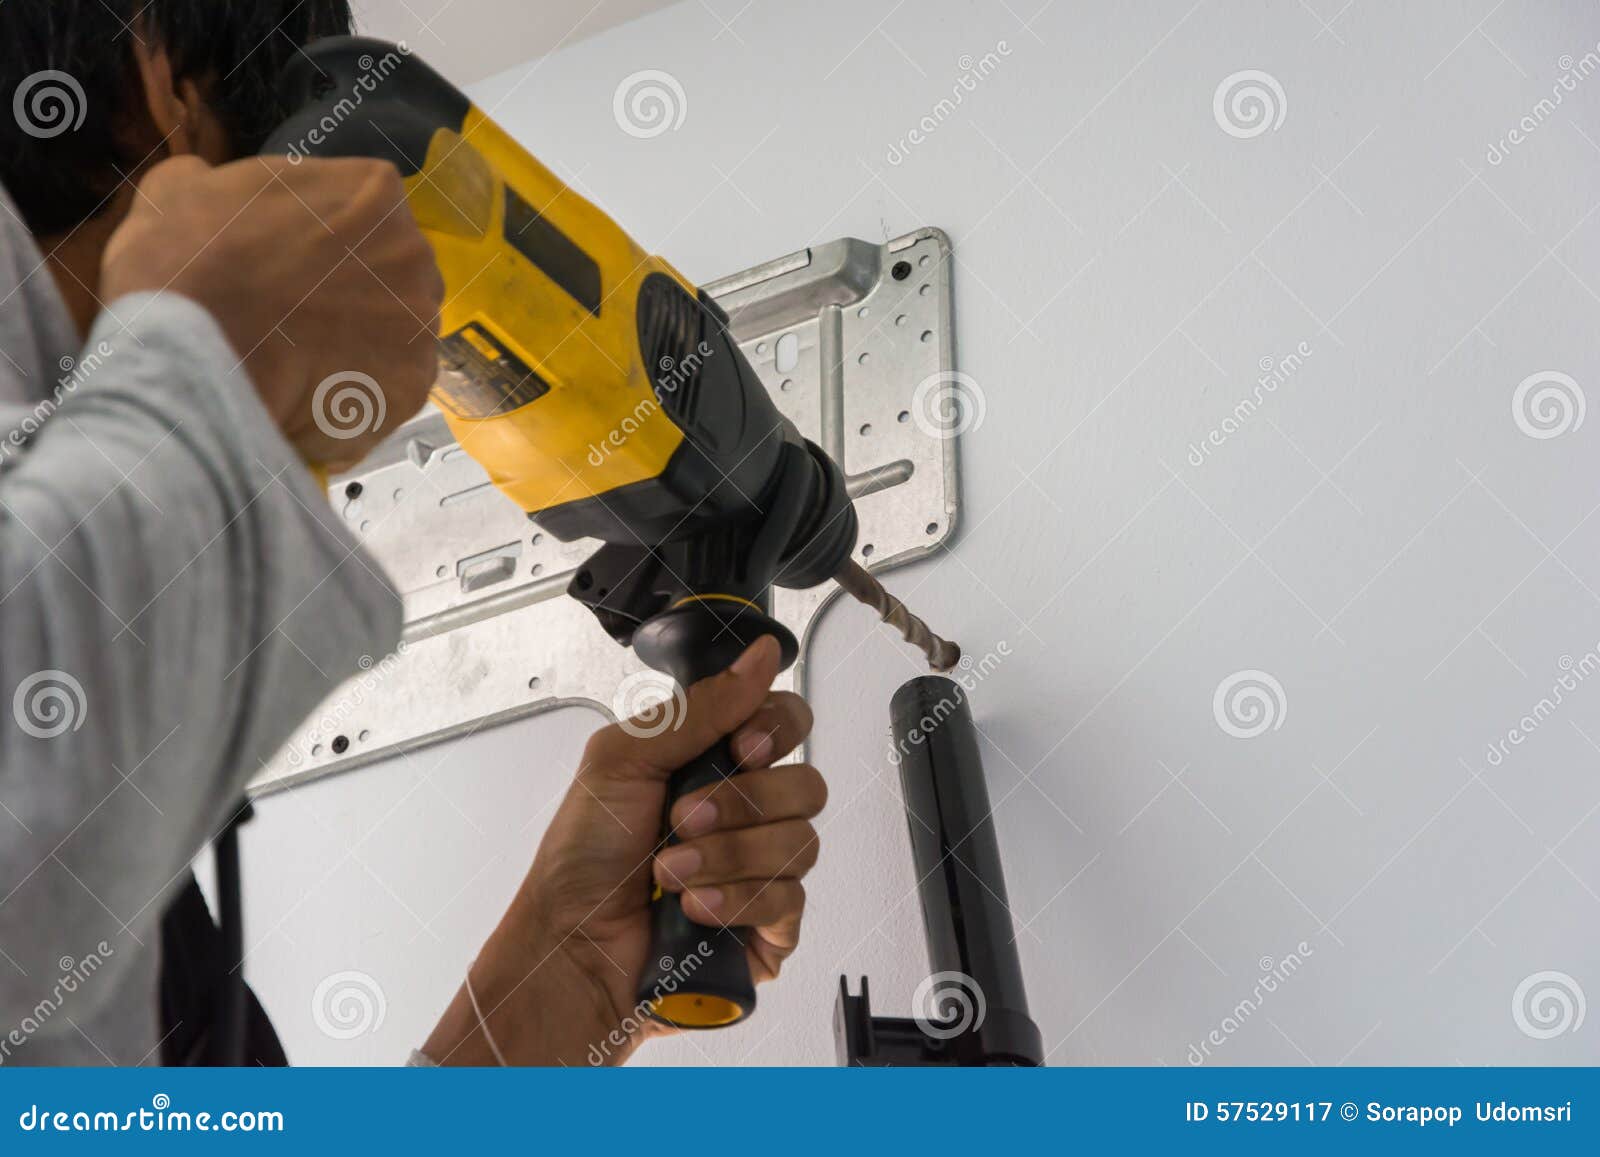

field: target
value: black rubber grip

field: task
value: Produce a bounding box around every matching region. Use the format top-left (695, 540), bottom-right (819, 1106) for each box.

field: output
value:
top-left (635, 736), bottom-right (757, 1029)
top-left (631, 600), bottom-right (798, 1029)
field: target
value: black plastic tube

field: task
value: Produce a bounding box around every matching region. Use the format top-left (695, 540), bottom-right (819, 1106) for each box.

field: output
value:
top-left (211, 805), bottom-right (248, 1066)
top-left (890, 675), bottom-right (1042, 1065)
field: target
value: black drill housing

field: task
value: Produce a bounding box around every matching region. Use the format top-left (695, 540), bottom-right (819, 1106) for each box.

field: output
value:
top-left (565, 277), bottom-right (857, 644)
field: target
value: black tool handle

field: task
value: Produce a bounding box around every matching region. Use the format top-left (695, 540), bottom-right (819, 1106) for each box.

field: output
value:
top-left (631, 599), bottom-right (798, 1029)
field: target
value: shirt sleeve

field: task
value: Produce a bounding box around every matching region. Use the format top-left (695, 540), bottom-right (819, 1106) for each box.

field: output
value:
top-left (0, 292), bottom-right (403, 1031)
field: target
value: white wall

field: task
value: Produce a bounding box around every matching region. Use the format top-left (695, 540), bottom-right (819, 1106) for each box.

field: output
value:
top-left (241, 0), bottom-right (1600, 1066)
top-left (349, 0), bottom-right (685, 84)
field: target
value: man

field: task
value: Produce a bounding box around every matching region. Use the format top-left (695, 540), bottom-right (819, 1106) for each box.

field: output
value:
top-left (0, 1), bottom-right (825, 1065)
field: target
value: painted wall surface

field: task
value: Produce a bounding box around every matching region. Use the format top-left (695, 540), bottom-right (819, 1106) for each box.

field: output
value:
top-left (240, 0), bottom-right (1600, 1066)
top-left (349, 0), bottom-right (683, 84)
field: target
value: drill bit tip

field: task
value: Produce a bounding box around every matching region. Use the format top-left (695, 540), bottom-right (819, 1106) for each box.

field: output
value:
top-left (834, 560), bottom-right (961, 673)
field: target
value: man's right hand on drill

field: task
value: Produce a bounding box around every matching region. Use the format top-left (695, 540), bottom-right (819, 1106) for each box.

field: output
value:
top-left (100, 155), bottom-right (444, 474)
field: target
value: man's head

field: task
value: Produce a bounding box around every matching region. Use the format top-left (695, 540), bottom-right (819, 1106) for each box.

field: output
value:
top-left (0, 0), bottom-right (353, 238)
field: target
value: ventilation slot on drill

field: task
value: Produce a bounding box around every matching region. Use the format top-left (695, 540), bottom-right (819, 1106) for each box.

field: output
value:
top-left (636, 273), bottom-right (705, 423)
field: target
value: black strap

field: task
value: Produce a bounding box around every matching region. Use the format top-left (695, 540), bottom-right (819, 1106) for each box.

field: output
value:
top-left (158, 803), bottom-right (286, 1067)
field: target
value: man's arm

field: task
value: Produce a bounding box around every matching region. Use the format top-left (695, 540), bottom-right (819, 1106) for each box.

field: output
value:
top-left (0, 155), bottom-right (442, 1043)
top-left (0, 293), bottom-right (401, 1029)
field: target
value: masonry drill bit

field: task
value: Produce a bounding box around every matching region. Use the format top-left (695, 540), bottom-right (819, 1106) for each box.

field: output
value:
top-left (834, 560), bottom-right (961, 672)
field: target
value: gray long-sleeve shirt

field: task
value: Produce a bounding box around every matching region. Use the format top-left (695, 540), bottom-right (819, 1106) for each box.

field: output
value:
top-left (0, 187), bottom-right (402, 1065)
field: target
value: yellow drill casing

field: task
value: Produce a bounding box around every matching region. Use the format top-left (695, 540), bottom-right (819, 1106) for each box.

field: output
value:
top-left (268, 40), bottom-right (804, 549)
top-left (407, 109), bottom-right (689, 516)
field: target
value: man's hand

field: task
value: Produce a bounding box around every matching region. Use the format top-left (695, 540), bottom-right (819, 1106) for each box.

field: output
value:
top-left (424, 636), bottom-right (826, 1065)
top-left (101, 155), bottom-right (443, 472)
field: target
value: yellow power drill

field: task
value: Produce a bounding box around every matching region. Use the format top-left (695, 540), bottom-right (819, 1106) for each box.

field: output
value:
top-left (266, 37), bottom-right (957, 1029)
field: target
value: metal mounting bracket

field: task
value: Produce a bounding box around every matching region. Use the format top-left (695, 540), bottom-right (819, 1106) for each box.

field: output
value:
top-left (252, 226), bottom-right (961, 795)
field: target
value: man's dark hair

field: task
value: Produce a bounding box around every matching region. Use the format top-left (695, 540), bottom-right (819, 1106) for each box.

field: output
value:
top-left (0, 0), bottom-right (353, 235)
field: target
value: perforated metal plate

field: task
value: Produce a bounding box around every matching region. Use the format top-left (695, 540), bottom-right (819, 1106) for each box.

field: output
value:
top-left (252, 227), bottom-right (961, 795)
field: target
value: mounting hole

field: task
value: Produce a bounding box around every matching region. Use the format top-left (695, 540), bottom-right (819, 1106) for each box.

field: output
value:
top-left (926, 522), bottom-right (939, 535)
top-left (919, 254), bottom-right (932, 268)
top-left (898, 410), bottom-right (910, 423)
top-left (531, 533), bottom-right (543, 546)
top-left (528, 676), bottom-right (542, 691)
top-left (891, 260), bottom-right (912, 281)
top-left (358, 729), bottom-right (371, 743)
top-left (918, 284), bottom-right (931, 296)
top-left (311, 744), bottom-right (323, 757)
top-left (862, 543), bottom-right (875, 557)
top-left (859, 423), bottom-right (873, 436)
top-left (775, 332), bottom-right (800, 373)
top-left (359, 520), bottom-right (372, 534)
top-left (780, 378), bottom-right (793, 392)
top-left (857, 306), bottom-right (870, 318)
top-left (531, 564), bottom-right (544, 577)
top-left (332, 735), bottom-right (350, 755)
top-left (858, 352), bottom-right (870, 365)
top-left (344, 482), bottom-right (364, 501)
top-left (392, 488), bottom-right (405, 502)
top-left (436, 565), bottom-right (448, 579)
top-left (756, 341), bottom-right (768, 356)
top-left (895, 314), bottom-right (908, 326)
top-left (920, 330), bottom-right (934, 343)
